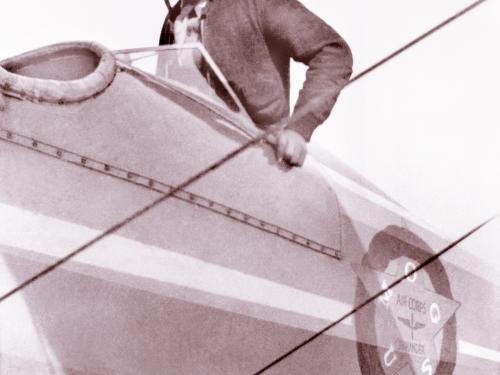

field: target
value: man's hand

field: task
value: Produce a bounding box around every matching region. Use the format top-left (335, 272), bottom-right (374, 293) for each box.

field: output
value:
top-left (274, 129), bottom-right (307, 167)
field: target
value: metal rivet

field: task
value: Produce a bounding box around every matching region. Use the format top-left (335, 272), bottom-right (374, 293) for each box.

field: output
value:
top-left (148, 179), bottom-right (154, 188)
top-left (208, 202), bottom-right (214, 208)
top-left (58, 99), bottom-right (65, 105)
top-left (226, 208), bottom-right (232, 215)
top-left (6, 132), bottom-right (12, 139)
top-left (104, 164), bottom-right (110, 172)
top-left (260, 222), bottom-right (266, 228)
top-left (56, 150), bottom-right (62, 157)
top-left (189, 194), bottom-right (196, 201)
top-left (81, 158), bottom-right (87, 165)
top-left (32, 140), bottom-right (38, 148)
top-left (127, 172), bottom-right (134, 179)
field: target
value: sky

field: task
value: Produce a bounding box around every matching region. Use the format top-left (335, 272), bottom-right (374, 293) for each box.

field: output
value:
top-left (0, 0), bottom-right (498, 272)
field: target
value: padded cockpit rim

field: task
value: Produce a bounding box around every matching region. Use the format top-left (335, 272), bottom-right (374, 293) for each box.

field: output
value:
top-left (0, 41), bottom-right (116, 104)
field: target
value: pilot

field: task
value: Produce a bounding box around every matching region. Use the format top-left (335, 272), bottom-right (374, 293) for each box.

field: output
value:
top-left (160, 0), bottom-right (353, 166)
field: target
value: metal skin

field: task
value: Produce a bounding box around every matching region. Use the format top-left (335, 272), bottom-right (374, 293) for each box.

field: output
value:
top-left (0, 42), bottom-right (498, 374)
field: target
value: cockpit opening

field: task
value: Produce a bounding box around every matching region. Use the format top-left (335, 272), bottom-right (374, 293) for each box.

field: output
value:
top-left (115, 43), bottom-right (245, 117)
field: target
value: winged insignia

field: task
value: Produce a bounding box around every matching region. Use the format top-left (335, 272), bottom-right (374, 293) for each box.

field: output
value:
top-left (398, 316), bottom-right (426, 331)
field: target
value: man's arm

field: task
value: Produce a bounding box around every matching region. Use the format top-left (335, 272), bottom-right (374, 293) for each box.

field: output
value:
top-left (261, 0), bottom-right (353, 165)
top-left (288, 42), bottom-right (353, 140)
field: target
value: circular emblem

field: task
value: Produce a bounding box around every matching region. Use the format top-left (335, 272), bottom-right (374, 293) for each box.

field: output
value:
top-left (353, 226), bottom-right (459, 375)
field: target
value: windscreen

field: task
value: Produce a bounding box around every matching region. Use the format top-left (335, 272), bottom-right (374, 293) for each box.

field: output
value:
top-left (115, 45), bottom-right (241, 114)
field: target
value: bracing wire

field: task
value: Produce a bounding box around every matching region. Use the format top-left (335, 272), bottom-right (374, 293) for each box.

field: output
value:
top-left (349, 0), bottom-right (488, 85)
top-left (0, 132), bottom-right (266, 304)
top-left (252, 0), bottom-right (492, 371)
top-left (252, 216), bottom-right (496, 374)
top-left (0, 0), bottom-right (489, 324)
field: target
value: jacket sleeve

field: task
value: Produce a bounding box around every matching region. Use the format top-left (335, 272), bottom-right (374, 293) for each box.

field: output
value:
top-left (260, 0), bottom-right (353, 140)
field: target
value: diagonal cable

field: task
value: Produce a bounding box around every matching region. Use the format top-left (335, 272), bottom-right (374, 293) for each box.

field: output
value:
top-left (349, 0), bottom-right (487, 84)
top-left (252, 215), bottom-right (496, 375)
top-left (0, 132), bottom-right (266, 303)
top-left (0, 0), bottom-right (488, 305)
top-left (253, 1), bottom-right (491, 370)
